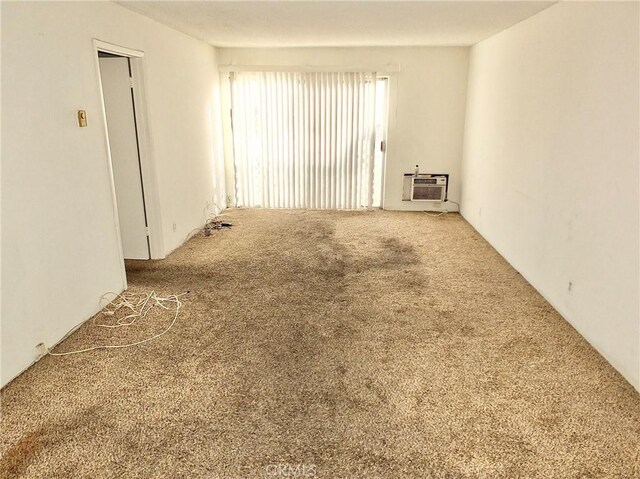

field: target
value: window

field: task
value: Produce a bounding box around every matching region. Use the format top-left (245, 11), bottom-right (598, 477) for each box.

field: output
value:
top-left (230, 71), bottom-right (387, 209)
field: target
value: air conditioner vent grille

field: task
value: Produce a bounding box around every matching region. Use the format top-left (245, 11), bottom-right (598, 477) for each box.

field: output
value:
top-left (413, 185), bottom-right (445, 200)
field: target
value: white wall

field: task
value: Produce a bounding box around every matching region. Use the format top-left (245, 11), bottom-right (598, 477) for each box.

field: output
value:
top-left (218, 47), bottom-right (469, 211)
top-left (461, 2), bottom-right (639, 390)
top-left (1, 1), bottom-right (225, 387)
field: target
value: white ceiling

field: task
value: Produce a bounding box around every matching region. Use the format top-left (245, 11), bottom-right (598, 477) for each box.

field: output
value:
top-left (118, 1), bottom-right (556, 48)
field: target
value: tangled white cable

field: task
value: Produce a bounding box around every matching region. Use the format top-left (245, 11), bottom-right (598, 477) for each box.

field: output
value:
top-left (48, 290), bottom-right (188, 356)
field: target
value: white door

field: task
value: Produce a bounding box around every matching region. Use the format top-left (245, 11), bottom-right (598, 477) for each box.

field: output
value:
top-left (99, 56), bottom-right (150, 259)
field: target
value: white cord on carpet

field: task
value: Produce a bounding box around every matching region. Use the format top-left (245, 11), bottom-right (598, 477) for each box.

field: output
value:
top-left (423, 211), bottom-right (448, 217)
top-left (447, 199), bottom-right (461, 210)
top-left (95, 291), bottom-right (161, 328)
top-left (48, 291), bottom-right (188, 356)
top-left (423, 200), bottom-right (460, 217)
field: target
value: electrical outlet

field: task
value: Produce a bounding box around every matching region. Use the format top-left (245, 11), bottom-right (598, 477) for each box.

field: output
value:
top-left (35, 342), bottom-right (47, 358)
top-left (172, 222), bottom-right (177, 232)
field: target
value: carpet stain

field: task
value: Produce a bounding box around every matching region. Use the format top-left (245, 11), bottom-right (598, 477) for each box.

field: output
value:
top-left (1, 209), bottom-right (639, 478)
top-left (0, 406), bottom-right (108, 478)
top-left (0, 429), bottom-right (45, 477)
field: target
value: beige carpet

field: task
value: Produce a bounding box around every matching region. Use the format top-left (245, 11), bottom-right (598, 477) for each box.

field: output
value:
top-left (1, 209), bottom-right (639, 478)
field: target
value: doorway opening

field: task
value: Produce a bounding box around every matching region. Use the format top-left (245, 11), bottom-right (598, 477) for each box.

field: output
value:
top-left (94, 39), bottom-right (164, 286)
top-left (98, 51), bottom-right (150, 259)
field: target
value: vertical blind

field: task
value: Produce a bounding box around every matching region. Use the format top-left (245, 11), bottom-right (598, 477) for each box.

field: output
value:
top-left (231, 71), bottom-right (378, 209)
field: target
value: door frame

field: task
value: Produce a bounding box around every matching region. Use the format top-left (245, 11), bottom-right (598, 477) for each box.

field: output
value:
top-left (374, 76), bottom-right (390, 209)
top-left (92, 39), bottom-right (165, 286)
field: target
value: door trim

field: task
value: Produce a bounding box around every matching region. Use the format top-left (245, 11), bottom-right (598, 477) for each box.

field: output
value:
top-left (92, 39), bottom-right (165, 287)
top-left (376, 76), bottom-right (390, 210)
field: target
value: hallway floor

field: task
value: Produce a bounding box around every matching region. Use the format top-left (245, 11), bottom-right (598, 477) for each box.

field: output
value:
top-left (2, 209), bottom-right (639, 478)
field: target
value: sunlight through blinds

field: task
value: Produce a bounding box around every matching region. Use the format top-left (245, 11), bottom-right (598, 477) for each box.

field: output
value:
top-left (231, 71), bottom-right (378, 209)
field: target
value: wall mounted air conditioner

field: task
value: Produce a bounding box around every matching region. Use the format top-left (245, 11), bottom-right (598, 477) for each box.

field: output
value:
top-left (402, 174), bottom-right (448, 202)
